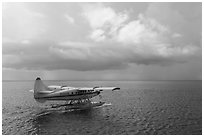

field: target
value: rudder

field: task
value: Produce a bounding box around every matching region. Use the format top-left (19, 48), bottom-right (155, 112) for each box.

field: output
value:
top-left (34, 77), bottom-right (49, 99)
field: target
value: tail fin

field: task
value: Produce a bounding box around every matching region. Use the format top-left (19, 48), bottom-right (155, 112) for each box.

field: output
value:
top-left (34, 77), bottom-right (49, 99)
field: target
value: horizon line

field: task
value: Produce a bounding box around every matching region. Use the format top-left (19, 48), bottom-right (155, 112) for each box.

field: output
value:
top-left (2, 79), bottom-right (202, 82)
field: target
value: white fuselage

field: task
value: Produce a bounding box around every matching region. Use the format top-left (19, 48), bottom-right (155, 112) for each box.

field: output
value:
top-left (32, 77), bottom-right (119, 102)
top-left (34, 88), bottom-right (100, 100)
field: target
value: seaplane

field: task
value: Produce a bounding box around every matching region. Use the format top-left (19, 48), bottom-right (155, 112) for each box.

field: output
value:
top-left (29, 77), bottom-right (120, 110)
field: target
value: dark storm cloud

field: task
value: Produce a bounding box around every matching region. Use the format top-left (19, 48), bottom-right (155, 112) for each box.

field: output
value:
top-left (2, 2), bottom-right (201, 81)
top-left (2, 41), bottom-right (127, 71)
top-left (2, 40), bottom-right (199, 71)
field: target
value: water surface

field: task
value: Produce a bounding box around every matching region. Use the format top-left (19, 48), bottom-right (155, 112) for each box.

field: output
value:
top-left (2, 80), bottom-right (202, 135)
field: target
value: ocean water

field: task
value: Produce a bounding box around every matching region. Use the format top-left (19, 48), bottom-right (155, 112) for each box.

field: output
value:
top-left (2, 80), bottom-right (202, 135)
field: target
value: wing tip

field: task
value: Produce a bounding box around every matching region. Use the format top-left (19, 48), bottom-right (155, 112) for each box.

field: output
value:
top-left (112, 87), bottom-right (120, 91)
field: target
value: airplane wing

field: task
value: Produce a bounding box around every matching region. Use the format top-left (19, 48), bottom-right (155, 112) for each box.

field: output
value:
top-left (78, 87), bottom-right (120, 91)
top-left (94, 87), bottom-right (120, 91)
top-left (48, 85), bottom-right (77, 90)
top-left (28, 89), bottom-right (54, 94)
top-left (37, 90), bottom-right (54, 94)
top-left (78, 87), bottom-right (95, 91)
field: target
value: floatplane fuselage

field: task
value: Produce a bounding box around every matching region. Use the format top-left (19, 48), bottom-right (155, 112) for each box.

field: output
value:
top-left (30, 77), bottom-right (120, 109)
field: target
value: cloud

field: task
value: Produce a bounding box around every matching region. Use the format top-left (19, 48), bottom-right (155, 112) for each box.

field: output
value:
top-left (2, 40), bottom-right (126, 71)
top-left (117, 14), bottom-right (169, 45)
top-left (144, 3), bottom-right (201, 47)
top-left (49, 46), bottom-right (88, 60)
top-left (172, 33), bottom-right (182, 38)
top-left (2, 3), bottom-right (201, 72)
top-left (82, 3), bottom-right (200, 59)
top-left (82, 3), bottom-right (128, 28)
top-left (2, 38), bottom-right (199, 72)
top-left (58, 41), bottom-right (93, 48)
top-left (3, 3), bottom-right (46, 41)
top-left (116, 14), bottom-right (199, 58)
top-left (64, 14), bottom-right (75, 24)
top-left (89, 29), bottom-right (106, 42)
top-left (82, 3), bottom-right (129, 41)
top-left (21, 40), bottom-right (31, 44)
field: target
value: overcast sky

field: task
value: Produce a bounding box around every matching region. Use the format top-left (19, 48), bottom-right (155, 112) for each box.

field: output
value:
top-left (2, 2), bottom-right (202, 80)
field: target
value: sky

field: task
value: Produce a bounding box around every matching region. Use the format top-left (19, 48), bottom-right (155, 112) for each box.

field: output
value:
top-left (2, 2), bottom-right (202, 80)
